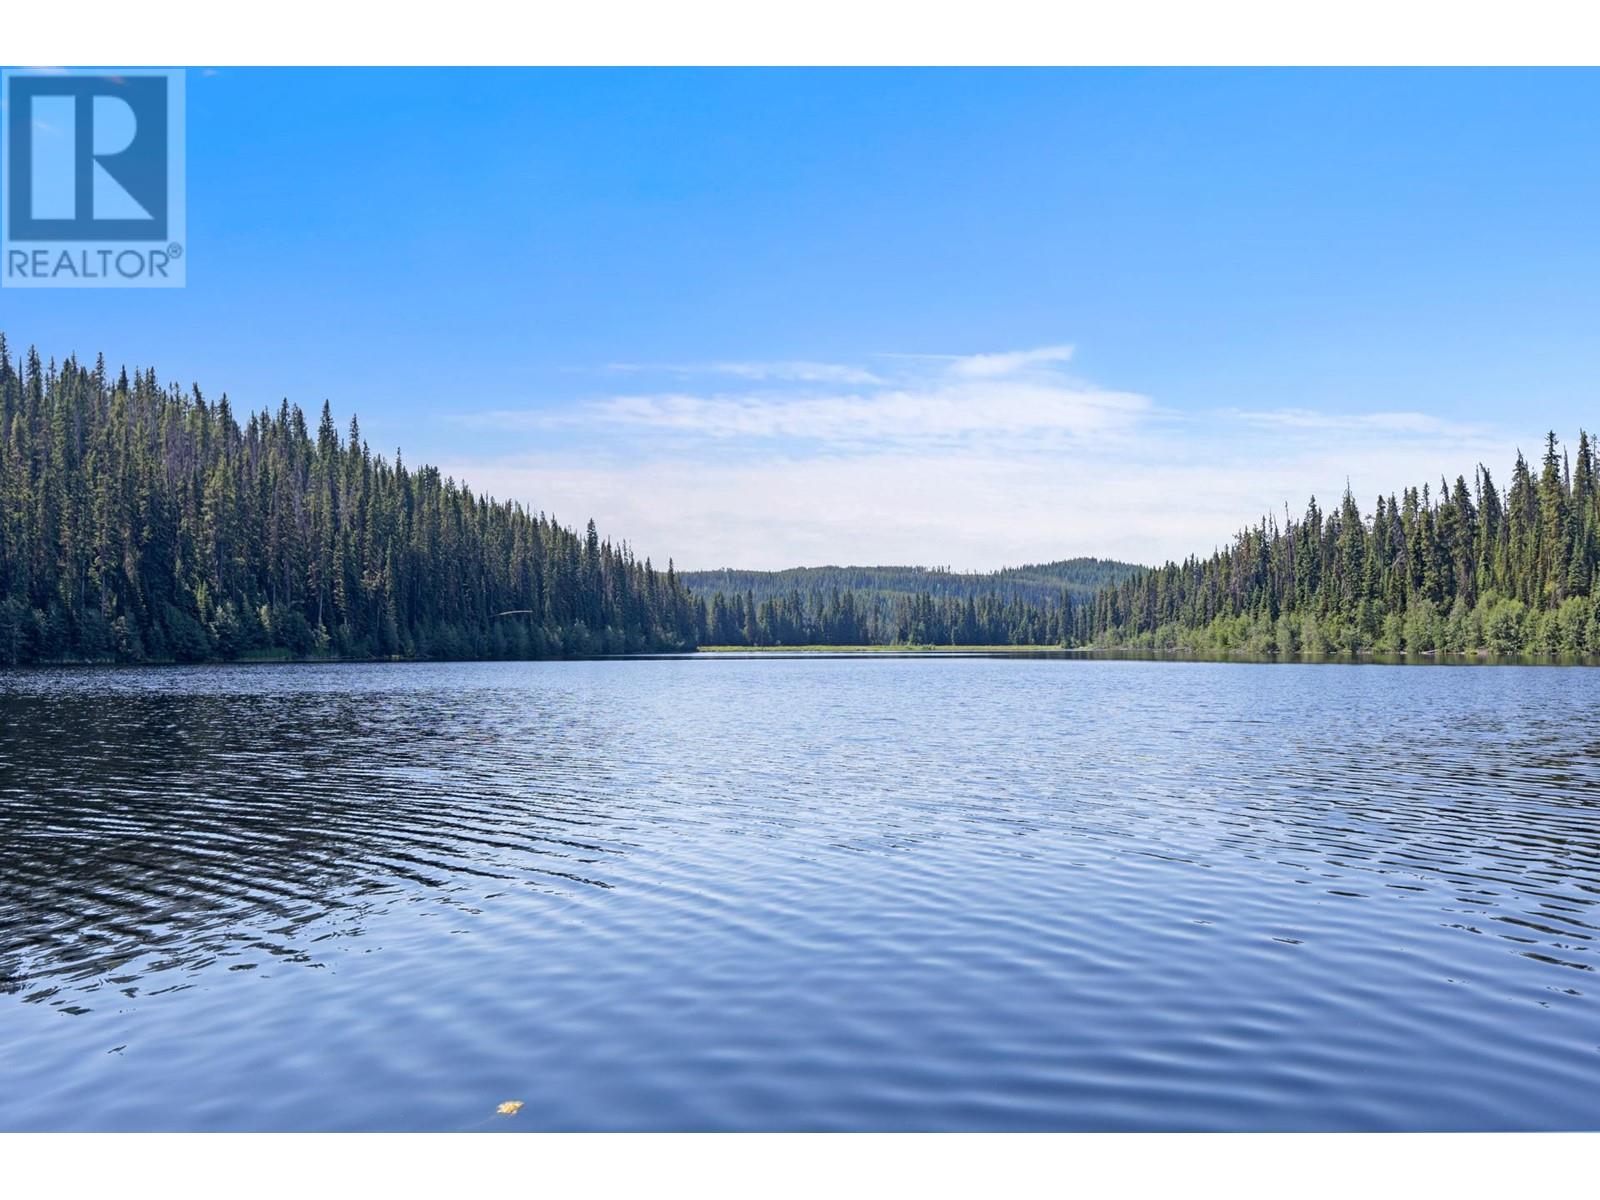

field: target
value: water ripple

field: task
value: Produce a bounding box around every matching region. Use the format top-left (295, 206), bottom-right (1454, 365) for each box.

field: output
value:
top-left (2, 657), bottom-right (1599, 1130)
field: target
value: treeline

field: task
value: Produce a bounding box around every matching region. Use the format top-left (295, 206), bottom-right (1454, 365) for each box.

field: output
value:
top-left (681, 557), bottom-right (1139, 609)
top-left (8, 338), bottom-right (1597, 663)
top-left (0, 339), bottom-right (699, 664)
top-left (698, 586), bottom-right (1075, 647)
top-left (697, 435), bottom-right (1600, 657)
top-left (1075, 433), bottom-right (1600, 658)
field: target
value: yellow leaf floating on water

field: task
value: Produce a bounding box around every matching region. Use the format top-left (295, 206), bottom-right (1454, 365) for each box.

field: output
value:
top-left (497, 1100), bottom-right (524, 1116)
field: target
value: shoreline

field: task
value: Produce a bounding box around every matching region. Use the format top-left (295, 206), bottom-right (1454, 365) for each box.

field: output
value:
top-left (694, 643), bottom-right (1080, 654)
top-left (6, 646), bottom-right (1600, 669)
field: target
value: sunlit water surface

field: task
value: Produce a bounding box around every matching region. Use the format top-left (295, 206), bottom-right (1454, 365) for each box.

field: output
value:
top-left (2, 656), bottom-right (1598, 1130)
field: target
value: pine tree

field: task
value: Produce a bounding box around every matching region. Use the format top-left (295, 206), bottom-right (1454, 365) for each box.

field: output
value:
top-left (0, 339), bottom-right (698, 664)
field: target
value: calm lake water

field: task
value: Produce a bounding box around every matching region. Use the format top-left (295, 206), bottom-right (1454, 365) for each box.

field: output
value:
top-left (2, 656), bottom-right (1598, 1131)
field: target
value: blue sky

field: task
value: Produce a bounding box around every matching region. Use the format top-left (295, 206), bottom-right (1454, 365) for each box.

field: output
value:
top-left (5, 68), bottom-right (1600, 568)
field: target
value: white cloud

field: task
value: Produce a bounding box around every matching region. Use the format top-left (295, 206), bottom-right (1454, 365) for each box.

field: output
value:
top-left (606, 359), bottom-right (884, 385)
top-left (1223, 408), bottom-right (1493, 437)
top-left (589, 380), bottom-right (1147, 444)
top-left (478, 345), bottom-right (1145, 447)
top-left (947, 344), bottom-right (1076, 378)
top-left (443, 432), bottom-right (1519, 572)
top-left (441, 346), bottom-right (1526, 571)
top-left (707, 360), bottom-right (885, 385)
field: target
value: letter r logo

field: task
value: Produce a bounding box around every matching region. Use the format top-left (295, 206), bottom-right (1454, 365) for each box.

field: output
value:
top-left (7, 74), bottom-right (169, 240)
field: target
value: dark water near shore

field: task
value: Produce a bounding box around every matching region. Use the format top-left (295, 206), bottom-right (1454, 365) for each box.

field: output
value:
top-left (2, 656), bottom-right (1598, 1131)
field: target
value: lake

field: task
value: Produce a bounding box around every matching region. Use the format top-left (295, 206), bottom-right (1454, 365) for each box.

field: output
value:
top-left (2, 656), bottom-right (1598, 1131)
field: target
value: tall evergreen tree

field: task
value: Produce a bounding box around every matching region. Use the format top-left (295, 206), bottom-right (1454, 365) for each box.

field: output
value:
top-left (1074, 434), bottom-right (1600, 658)
top-left (0, 341), bottom-right (698, 664)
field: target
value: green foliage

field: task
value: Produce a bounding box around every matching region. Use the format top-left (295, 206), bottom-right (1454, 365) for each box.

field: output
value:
top-left (6, 335), bottom-right (1594, 664)
top-left (0, 338), bottom-right (698, 664)
top-left (682, 558), bottom-right (1141, 608)
top-left (1077, 437), bottom-right (1600, 660)
top-left (683, 558), bottom-right (1141, 649)
top-left (691, 582), bottom-right (1080, 648)
top-left (1401, 598), bottom-right (1438, 653)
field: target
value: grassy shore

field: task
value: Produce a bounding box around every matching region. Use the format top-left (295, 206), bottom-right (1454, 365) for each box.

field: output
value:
top-left (695, 644), bottom-right (1077, 654)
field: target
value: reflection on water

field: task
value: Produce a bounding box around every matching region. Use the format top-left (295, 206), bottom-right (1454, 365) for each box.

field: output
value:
top-left (1, 657), bottom-right (1598, 1130)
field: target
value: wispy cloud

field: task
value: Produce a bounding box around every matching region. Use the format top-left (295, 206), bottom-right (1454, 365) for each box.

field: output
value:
top-left (1223, 407), bottom-right (1494, 437)
top-left (589, 381), bottom-right (1146, 444)
top-left (442, 345), bottom-right (1524, 571)
top-left (606, 359), bottom-right (884, 385)
top-left (475, 346), bottom-right (1147, 448)
top-left (947, 344), bottom-right (1076, 378)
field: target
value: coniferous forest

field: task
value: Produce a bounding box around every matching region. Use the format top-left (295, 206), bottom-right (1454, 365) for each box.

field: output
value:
top-left (694, 584), bottom-right (1077, 648)
top-left (2, 338), bottom-right (1599, 662)
top-left (0, 340), bottom-right (700, 664)
top-left (1073, 432), bottom-right (1600, 658)
top-left (681, 559), bottom-right (1140, 608)
top-left (684, 559), bottom-right (1140, 648)
top-left (665, 438), bottom-right (1600, 658)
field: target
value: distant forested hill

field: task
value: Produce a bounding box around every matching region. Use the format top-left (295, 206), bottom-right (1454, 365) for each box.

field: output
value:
top-left (682, 559), bottom-right (1142, 647)
top-left (983, 558), bottom-right (1148, 602)
top-left (0, 339), bottom-right (699, 663)
top-left (682, 558), bottom-right (1141, 607)
top-left (687, 435), bottom-right (1600, 658)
